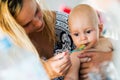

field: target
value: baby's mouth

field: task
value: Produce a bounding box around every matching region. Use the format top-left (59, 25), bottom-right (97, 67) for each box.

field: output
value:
top-left (84, 43), bottom-right (89, 46)
top-left (83, 42), bottom-right (90, 49)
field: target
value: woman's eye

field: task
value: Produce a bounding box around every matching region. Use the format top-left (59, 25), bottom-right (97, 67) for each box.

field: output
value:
top-left (35, 8), bottom-right (39, 16)
top-left (23, 22), bottom-right (30, 28)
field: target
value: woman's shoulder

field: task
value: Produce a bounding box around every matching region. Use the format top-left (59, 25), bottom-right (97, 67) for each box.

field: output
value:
top-left (55, 11), bottom-right (68, 18)
top-left (55, 11), bottom-right (68, 24)
top-left (54, 11), bottom-right (69, 32)
top-left (53, 11), bottom-right (75, 54)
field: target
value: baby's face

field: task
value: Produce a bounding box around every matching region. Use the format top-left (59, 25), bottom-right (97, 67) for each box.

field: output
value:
top-left (69, 15), bottom-right (100, 49)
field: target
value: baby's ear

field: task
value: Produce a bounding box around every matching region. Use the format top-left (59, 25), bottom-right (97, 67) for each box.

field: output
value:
top-left (98, 23), bottom-right (103, 33)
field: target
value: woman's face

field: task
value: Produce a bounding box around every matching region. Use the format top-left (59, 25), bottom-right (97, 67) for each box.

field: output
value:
top-left (16, 0), bottom-right (44, 34)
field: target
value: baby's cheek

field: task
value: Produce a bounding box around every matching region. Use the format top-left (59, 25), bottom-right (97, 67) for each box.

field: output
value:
top-left (91, 38), bottom-right (98, 45)
top-left (75, 42), bottom-right (80, 48)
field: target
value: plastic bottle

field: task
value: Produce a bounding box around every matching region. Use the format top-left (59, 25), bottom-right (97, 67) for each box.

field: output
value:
top-left (0, 32), bottom-right (49, 80)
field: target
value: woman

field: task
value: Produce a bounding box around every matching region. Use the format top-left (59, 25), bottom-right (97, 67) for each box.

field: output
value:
top-left (0, 0), bottom-right (113, 80)
top-left (0, 0), bottom-right (71, 79)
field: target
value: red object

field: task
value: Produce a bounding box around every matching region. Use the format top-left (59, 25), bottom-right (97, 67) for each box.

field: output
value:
top-left (59, 5), bottom-right (71, 14)
top-left (63, 7), bottom-right (71, 14)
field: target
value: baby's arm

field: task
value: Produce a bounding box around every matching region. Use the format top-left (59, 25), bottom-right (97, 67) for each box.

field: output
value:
top-left (64, 52), bottom-right (81, 80)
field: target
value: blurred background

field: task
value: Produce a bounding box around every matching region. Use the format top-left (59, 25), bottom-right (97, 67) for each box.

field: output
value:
top-left (45, 0), bottom-right (82, 11)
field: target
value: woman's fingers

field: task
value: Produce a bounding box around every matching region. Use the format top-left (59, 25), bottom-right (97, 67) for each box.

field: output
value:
top-left (48, 51), bottom-right (71, 76)
top-left (52, 52), bottom-right (68, 60)
top-left (60, 61), bottom-right (72, 76)
top-left (80, 74), bottom-right (89, 80)
top-left (58, 53), bottom-right (71, 67)
top-left (80, 57), bottom-right (91, 63)
top-left (78, 52), bottom-right (93, 58)
top-left (44, 51), bottom-right (71, 78)
top-left (79, 61), bottom-right (92, 78)
top-left (80, 62), bottom-right (90, 68)
top-left (50, 51), bottom-right (70, 65)
top-left (80, 67), bottom-right (90, 74)
top-left (79, 68), bottom-right (90, 80)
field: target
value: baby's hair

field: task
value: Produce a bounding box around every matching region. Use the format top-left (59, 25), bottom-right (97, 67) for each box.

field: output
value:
top-left (69, 4), bottom-right (100, 27)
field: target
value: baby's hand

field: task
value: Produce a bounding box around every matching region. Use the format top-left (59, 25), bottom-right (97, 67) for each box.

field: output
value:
top-left (64, 51), bottom-right (81, 80)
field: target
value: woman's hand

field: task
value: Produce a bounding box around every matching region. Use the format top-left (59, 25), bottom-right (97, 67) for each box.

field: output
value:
top-left (42, 51), bottom-right (71, 79)
top-left (78, 50), bottom-right (112, 79)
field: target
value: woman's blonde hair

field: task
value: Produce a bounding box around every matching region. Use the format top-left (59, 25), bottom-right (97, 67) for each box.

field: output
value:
top-left (37, 0), bottom-right (56, 44)
top-left (0, 0), bottom-right (38, 56)
top-left (0, 0), bottom-right (56, 57)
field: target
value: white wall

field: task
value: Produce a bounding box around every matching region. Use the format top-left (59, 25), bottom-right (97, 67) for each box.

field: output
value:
top-left (45, 0), bottom-right (83, 10)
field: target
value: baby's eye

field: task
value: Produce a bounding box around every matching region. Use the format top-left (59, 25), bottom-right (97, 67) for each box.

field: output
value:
top-left (86, 30), bottom-right (92, 34)
top-left (73, 33), bottom-right (79, 36)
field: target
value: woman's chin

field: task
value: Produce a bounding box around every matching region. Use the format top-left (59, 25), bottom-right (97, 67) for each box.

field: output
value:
top-left (37, 27), bottom-right (44, 32)
top-left (36, 24), bottom-right (45, 32)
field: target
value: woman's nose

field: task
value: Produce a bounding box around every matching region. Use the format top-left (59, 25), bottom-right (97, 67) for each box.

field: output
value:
top-left (32, 17), bottom-right (42, 28)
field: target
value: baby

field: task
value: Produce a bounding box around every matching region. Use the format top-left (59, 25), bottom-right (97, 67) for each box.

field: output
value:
top-left (64, 4), bottom-right (116, 80)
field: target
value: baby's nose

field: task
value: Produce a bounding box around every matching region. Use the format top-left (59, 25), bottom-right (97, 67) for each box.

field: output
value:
top-left (80, 34), bottom-right (87, 41)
